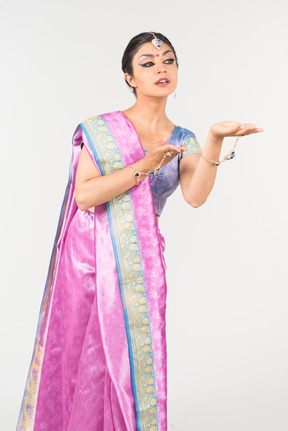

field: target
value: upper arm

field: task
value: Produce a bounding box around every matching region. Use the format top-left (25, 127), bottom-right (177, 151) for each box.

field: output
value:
top-left (179, 133), bottom-right (202, 202)
top-left (75, 144), bottom-right (101, 205)
top-left (180, 133), bottom-right (202, 158)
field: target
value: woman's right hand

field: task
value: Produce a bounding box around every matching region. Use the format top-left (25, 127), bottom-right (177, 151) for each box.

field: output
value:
top-left (75, 137), bottom-right (189, 212)
top-left (143, 137), bottom-right (188, 171)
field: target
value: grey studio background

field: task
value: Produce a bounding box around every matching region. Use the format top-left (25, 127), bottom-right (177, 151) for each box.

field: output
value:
top-left (1, 0), bottom-right (287, 430)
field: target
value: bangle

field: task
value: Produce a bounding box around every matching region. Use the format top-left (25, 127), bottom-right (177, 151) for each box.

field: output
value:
top-left (127, 165), bottom-right (150, 185)
top-left (200, 136), bottom-right (243, 166)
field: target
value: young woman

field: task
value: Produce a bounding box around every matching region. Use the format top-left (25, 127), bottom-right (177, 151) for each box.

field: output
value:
top-left (17, 32), bottom-right (263, 431)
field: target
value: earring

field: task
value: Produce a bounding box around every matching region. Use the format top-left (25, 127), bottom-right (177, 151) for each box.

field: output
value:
top-left (173, 92), bottom-right (177, 99)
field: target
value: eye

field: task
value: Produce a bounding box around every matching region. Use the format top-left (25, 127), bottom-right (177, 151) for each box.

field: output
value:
top-left (141, 62), bottom-right (154, 67)
top-left (164, 58), bottom-right (175, 64)
top-left (140, 58), bottom-right (175, 67)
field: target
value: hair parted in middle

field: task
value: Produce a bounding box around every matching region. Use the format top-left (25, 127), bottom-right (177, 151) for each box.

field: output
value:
top-left (121, 32), bottom-right (179, 97)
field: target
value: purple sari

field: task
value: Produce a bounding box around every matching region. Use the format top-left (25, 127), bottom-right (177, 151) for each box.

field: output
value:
top-left (17, 111), bottom-right (168, 431)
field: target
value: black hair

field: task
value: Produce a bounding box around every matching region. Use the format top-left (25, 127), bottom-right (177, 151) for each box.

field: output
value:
top-left (121, 32), bottom-right (179, 97)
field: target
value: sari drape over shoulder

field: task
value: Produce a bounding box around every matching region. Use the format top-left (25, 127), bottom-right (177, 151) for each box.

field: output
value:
top-left (16, 111), bottom-right (170, 431)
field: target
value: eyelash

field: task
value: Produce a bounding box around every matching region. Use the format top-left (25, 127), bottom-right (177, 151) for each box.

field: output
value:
top-left (141, 59), bottom-right (175, 67)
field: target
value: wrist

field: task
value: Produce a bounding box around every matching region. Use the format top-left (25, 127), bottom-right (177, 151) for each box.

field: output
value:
top-left (127, 157), bottom-right (153, 185)
top-left (208, 127), bottom-right (224, 145)
top-left (133, 156), bottom-right (153, 174)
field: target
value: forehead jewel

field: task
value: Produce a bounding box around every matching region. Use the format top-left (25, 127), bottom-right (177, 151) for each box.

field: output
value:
top-left (149, 32), bottom-right (164, 51)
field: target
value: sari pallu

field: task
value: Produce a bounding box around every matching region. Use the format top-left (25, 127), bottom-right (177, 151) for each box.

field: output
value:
top-left (17, 111), bottom-right (168, 431)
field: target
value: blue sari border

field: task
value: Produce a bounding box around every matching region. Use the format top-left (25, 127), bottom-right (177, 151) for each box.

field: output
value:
top-left (80, 114), bottom-right (159, 431)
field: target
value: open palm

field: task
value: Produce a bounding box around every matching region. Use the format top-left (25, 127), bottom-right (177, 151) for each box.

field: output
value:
top-left (210, 121), bottom-right (264, 139)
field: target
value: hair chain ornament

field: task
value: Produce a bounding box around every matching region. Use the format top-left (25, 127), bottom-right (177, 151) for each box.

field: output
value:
top-left (200, 135), bottom-right (244, 166)
top-left (149, 32), bottom-right (164, 52)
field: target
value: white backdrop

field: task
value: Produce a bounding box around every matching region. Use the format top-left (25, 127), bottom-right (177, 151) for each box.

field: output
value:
top-left (1, 0), bottom-right (287, 430)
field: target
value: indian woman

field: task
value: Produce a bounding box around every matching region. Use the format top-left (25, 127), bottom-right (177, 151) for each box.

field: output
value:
top-left (16, 31), bottom-right (263, 431)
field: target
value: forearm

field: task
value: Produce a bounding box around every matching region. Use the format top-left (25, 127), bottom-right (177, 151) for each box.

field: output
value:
top-left (77, 157), bottom-right (151, 211)
top-left (187, 129), bottom-right (224, 207)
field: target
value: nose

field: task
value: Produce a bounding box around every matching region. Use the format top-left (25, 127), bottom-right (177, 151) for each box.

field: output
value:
top-left (156, 65), bottom-right (166, 74)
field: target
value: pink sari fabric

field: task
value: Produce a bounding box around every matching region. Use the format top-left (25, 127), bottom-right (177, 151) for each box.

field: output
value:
top-left (17, 111), bottom-right (168, 431)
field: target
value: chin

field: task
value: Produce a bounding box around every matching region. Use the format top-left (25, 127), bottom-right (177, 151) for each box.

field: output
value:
top-left (139, 87), bottom-right (173, 98)
top-left (151, 88), bottom-right (174, 98)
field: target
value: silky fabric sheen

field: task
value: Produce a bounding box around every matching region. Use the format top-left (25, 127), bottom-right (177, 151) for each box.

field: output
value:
top-left (34, 207), bottom-right (164, 430)
top-left (16, 110), bottom-right (200, 431)
top-left (138, 129), bottom-right (202, 216)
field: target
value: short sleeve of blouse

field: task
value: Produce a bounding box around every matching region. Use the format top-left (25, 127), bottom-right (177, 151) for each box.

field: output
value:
top-left (181, 131), bottom-right (202, 158)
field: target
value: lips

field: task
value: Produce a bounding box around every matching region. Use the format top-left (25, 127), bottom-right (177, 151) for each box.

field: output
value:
top-left (155, 77), bottom-right (170, 84)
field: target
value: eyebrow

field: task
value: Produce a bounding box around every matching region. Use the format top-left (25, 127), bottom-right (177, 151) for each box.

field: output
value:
top-left (138, 50), bottom-right (174, 60)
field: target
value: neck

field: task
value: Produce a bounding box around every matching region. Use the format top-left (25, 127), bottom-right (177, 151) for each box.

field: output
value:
top-left (124, 94), bottom-right (171, 131)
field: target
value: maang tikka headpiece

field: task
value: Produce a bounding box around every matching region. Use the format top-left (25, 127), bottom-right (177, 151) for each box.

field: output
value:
top-left (149, 32), bottom-right (164, 52)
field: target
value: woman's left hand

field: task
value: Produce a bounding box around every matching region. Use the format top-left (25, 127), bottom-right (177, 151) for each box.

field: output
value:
top-left (210, 121), bottom-right (264, 140)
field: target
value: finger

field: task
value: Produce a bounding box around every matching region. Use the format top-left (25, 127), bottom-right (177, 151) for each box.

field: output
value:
top-left (246, 126), bottom-right (264, 133)
top-left (156, 143), bottom-right (179, 152)
top-left (165, 145), bottom-right (182, 153)
top-left (242, 128), bottom-right (264, 135)
top-left (240, 123), bottom-right (256, 128)
top-left (159, 137), bottom-right (168, 145)
top-left (240, 124), bottom-right (264, 134)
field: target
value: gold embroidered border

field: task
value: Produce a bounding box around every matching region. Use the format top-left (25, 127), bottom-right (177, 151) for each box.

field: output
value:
top-left (82, 116), bottom-right (159, 430)
top-left (19, 342), bottom-right (44, 430)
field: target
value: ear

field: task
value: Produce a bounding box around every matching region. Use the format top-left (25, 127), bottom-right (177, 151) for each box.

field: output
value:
top-left (124, 72), bottom-right (136, 89)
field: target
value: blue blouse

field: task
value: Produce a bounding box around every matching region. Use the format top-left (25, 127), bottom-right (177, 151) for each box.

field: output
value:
top-left (80, 125), bottom-right (202, 217)
top-left (144, 126), bottom-right (202, 217)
